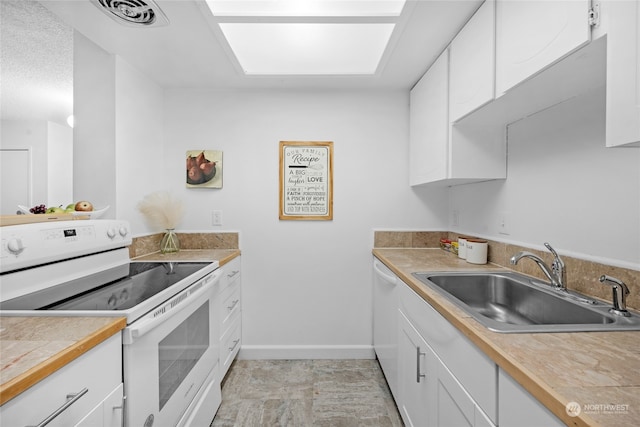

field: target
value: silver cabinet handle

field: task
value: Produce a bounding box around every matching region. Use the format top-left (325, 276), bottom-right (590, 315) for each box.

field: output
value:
top-left (416, 347), bottom-right (426, 383)
top-left (228, 339), bottom-right (240, 352)
top-left (227, 270), bottom-right (240, 279)
top-left (227, 299), bottom-right (240, 311)
top-left (28, 388), bottom-right (89, 427)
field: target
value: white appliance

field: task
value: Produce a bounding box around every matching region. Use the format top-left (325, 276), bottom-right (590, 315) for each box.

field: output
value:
top-left (0, 220), bottom-right (223, 427)
top-left (372, 258), bottom-right (399, 400)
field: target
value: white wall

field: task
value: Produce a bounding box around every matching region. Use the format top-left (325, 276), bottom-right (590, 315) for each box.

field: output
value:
top-left (47, 121), bottom-right (73, 206)
top-left (74, 32), bottom-right (116, 212)
top-left (162, 90), bottom-right (449, 358)
top-left (450, 87), bottom-right (640, 269)
top-left (74, 33), bottom-right (164, 223)
top-left (114, 56), bottom-right (164, 230)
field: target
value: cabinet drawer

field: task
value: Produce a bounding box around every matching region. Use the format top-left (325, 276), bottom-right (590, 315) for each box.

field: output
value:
top-left (1, 334), bottom-right (122, 427)
top-left (223, 257), bottom-right (241, 288)
top-left (399, 283), bottom-right (497, 423)
top-left (220, 319), bottom-right (241, 377)
top-left (220, 281), bottom-right (241, 328)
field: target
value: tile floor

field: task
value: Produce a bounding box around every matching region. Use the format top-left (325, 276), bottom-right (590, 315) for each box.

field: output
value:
top-left (211, 359), bottom-right (404, 426)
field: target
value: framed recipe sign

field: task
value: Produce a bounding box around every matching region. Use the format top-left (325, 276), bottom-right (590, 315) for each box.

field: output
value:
top-left (279, 141), bottom-right (333, 220)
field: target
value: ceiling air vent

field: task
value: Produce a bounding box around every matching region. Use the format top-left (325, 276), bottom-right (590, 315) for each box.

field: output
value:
top-left (92, 0), bottom-right (169, 27)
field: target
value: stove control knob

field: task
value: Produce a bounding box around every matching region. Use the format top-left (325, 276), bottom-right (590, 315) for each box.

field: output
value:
top-left (7, 238), bottom-right (24, 254)
top-left (108, 294), bottom-right (117, 308)
top-left (107, 228), bottom-right (117, 239)
top-left (119, 226), bottom-right (129, 237)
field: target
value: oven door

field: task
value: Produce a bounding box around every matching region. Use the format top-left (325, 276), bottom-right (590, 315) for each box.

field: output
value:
top-left (122, 269), bottom-right (222, 427)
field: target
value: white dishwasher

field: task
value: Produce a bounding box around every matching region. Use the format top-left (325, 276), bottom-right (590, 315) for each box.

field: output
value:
top-left (372, 257), bottom-right (399, 400)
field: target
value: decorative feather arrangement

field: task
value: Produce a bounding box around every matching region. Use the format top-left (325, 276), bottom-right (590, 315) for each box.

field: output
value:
top-left (137, 191), bottom-right (185, 230)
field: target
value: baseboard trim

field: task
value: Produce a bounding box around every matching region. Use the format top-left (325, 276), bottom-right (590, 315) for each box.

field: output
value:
top-left (237, 345), bottom-right (375, 360)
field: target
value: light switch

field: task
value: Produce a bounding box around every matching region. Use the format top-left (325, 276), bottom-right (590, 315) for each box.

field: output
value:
top-left (212, 210), bottom-right (222, 226)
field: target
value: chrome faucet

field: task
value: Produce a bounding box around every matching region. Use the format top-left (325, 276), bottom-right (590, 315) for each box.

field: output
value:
top-left (510, 242), bottom-right (566, 290)
top-left (599, 275), bottom-right (631, 317)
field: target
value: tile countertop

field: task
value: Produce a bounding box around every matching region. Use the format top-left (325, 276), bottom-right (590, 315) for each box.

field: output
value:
top-left (0, 317), bottom-right (126, 406)
top-left (373, 248), bottom-right (640, 427)
top-left (131, 249), bottom-right (240, 266)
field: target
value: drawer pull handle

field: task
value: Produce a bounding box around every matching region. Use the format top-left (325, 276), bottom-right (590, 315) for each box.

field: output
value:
top-left (227, 299), bottom-right (239, 311)
top-left (416, 347), bottom-right (426, 383)
top-left (227, 270), bottom-right (240, 279)
top-left (28, 388), bottom-right (89, 427)
top-left (229, 339), bottom-right (240, 352)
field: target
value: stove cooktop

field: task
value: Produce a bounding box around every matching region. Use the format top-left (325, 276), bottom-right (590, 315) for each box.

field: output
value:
top-left (0, 262), bottom-right (211, 312)
top-left (49, 262), bottom-right (211, 311)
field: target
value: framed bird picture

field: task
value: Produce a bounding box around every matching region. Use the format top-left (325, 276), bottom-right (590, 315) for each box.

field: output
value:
top-left (186, 150), bottom-right (223, 188)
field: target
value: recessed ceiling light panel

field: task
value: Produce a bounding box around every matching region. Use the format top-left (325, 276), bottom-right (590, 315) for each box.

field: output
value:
top-left (219, 22), bottom-right (395, 75)
top-left (206, 0), bottom-right (406, 17)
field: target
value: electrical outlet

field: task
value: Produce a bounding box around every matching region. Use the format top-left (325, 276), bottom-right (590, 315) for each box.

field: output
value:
top-left (498, 211), bottom-right (510, 235)
top-left (452, 210), bottom-right (460, 227)
top-left (212, 210), bottom-right (222, 226)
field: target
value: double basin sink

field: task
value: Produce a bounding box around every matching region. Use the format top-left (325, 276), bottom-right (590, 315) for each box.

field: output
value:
top-left (412, 271), bottom-right (640, 333)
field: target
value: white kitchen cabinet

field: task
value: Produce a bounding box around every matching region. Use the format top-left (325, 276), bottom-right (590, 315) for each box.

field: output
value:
top-left (1, 333), bottom-right (123, 427)
top-left (435, 359), bottom-right (495, 427)
top-left (75, 384), bottom-right (124, 427)
top-left (372, 258), bottom-right (399, 399)
top-left (498, 368), bottom-right (564, 427)
top-left (398, 307), bottom-right (496, 427)
top-left (495, 0), bottom-right (592, 96)
top-left (601, 0), bottom-right (640, 147)
top-left (409, 49), bottom-right (449, 186)
top-left (219, 256), bottom-right (242, 378)
top-left (449, 0), bottom-right (495, 122)
top-left (398, 280), bottom-right (497, 424)
top-left (398, 311), bottom-right (434, 427)
top-left (397, 282), bottom-right (496, 427)
top-left (410, 45), bottom-right (506, 187)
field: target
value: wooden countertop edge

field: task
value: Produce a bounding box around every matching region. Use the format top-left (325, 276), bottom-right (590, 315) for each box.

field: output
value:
top-left (0, 317), bottom-right (126, 406)
top-left (218, 250), bottom-right (241, 266)
top-left (372, 249), bottom-right (601, 427)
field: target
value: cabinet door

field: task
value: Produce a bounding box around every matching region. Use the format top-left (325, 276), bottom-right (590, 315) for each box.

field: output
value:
top-left (496, 0), bottom-right (591, 96)
top-left (75, 383), bottom-right (124, 427)
top-left (449, 0), bottom-right (495, 122)
top-left (605, 0), bottom-right (640, 147)
top-left (498, 369), bottom-right (564, 427)
top-left (398, 312), bottom-right (434, 427)
top-left (409, 49), bottom-right (449, 186)
top-left (435, 358), bottom-right (495, 427)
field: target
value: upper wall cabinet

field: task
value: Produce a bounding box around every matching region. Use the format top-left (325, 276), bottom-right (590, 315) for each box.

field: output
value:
top-left (409, 49), bottom-right (449, 186)
top-left (409, 46), bottom-right (506, 187)
top-left (449, 0), bottom-right (495, 122)
top-left (602, 0), bottom-right (640, 147)
top-left (495, 0), bottom-right (592, 96)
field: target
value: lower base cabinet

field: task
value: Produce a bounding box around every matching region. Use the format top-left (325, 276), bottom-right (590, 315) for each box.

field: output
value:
top-left (373, 257), bottom-right (566, 427)
top-left (219, 256), bottom-right (242, 379)
top-left (498, 368), bottom-right (565, 427)
top-left (435, 358), bottom-right (495, 427)
top-left (398, 310), bottom-right (495, 427)
top-left (398, 312), bottom-right (431, 427)
top-left (76, 384), bottom-right (124, 427)
top-left (1, 334), bottom-right (123, 427)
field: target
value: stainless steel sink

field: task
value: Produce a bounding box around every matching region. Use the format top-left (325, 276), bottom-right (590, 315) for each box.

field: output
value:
top-left (412, 271), bottom-right (640, 333)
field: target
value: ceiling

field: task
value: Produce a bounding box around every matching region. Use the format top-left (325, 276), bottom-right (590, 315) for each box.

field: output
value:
top-left (1, 0), bottom-right (482, 125)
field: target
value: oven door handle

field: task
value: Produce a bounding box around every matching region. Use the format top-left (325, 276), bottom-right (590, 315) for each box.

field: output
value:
top-left (125, 269), bottom-right (223, 344)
